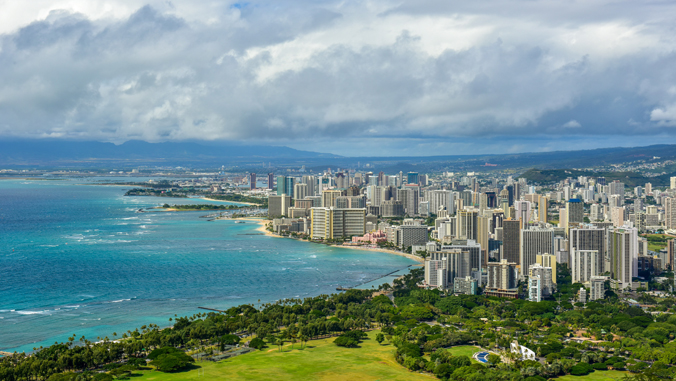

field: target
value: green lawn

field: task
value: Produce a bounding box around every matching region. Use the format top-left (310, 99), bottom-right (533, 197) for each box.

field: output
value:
top-left (133, 330), bottom-right (433, 381)
top-left (557, 370), bottom-right (628, 381)
top-left (446, 345), bottom-right (481, 358)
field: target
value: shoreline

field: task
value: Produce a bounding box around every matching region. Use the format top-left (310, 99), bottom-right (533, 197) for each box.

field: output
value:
top-left (329, 244), bottom-right (424, 263)
top-left (232, 217), bottom-right (423, 263)
top-left (201, 197), bottom-right (262, 206)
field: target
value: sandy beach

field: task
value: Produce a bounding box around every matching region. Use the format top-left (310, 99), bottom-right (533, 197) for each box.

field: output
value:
top-left (331, 244), bottom-right (424, 263)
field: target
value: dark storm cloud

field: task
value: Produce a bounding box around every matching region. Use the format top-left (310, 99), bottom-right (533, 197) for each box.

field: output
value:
top-left (0, 0), bottom-right (675, 154)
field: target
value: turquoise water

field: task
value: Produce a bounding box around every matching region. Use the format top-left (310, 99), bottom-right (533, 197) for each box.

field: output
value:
top-left (0, 179), bottom-right (416, 353)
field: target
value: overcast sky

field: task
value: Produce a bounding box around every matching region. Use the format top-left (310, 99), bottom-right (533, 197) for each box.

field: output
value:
top-left (1, 0), bottom-right (676, 156)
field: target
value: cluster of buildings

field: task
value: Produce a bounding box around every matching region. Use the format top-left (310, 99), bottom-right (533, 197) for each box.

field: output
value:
top-left (259, 169), bottom-right (676, 302)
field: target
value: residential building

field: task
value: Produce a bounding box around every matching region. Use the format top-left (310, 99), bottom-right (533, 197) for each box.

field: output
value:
top-left (520, 228), bottom-right (554, 273)
top-left (322, 190), bottom-right (342, 208)
top-left (485, 259), bottom-right (518, 298)
top-left (424, 259), bottom-right (448, 289)
top-left (571, 249), bottom-right (600, 284)
top-left (454, 276), bottom-right (478, 295)
top-left (589, 276), bottom-right (606, 301)
top-left (529, 264), bottom-right (554, 296)
top-left (528, 276), bottom-right (542, 302)
top-left (608, 225), bottom-right (638, 290)
top-left (503, 219), bottom-right (521, 265)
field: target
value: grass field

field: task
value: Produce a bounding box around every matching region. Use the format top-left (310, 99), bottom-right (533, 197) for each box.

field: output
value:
top-left (133, 330), bottom-right (434, 381)
top-left (557, 370), bottom-right (628, 381)
top-left (446, 345), bottom-right (481, 358)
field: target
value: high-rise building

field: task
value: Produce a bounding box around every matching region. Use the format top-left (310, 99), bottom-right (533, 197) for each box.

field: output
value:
top-left (665, 197), bottom-right (676, 230)
top-left (514, 200), bottom-right (532, 224)
top-left (310, 208), bottom-right (366, 240)
top-left (668, 239), bottom-right (675, 271)
top-left (454, 276), bottom-right (478, 295)
top-left (590, 204), bottom-right (604, 222)
top-left (608, 226), bottom-right (638, 290)
top-left (397, 187), bottom-right (419, 216)
top-left (293, 183), bottom-right (308, 200)
top-left (268, 195), bottom-right (291, 217)
top-left (268, 173), bottom-right (275, 190)
top-left (441, 239), bottom-right (482, 274)
top-left (528, 276), bottom-right (542, 302)
top-left (428, 249), bottom-right (471, 288)
top-left (486, 259), bottom-right (518, 297)
top-left (609, 181), bottom-right (625, 196)
top-left (589, 276), bottom-right (606, 301)
top-left (570, 227), bottom-right (606, 274)
top-left (528, 264), bottom-right (553, 296)
top-left (407, 172), bottom-right (419, 185)
top-left (381, 200), bottom-right (404, 217)
top-left (536, 253), bottom-right (557, 284)
top-left (503, 220), bottom-right (521, 265)
top-left (388, 221), bottom-right (429, 249)
top-left (671, 177), bottom-right (676, 190)
top-left (276, 176), bottom-right (295, 197)
top-left (538, 195), bottom-right (548, 223)
top-left (645, 183), bottom-right (652, 194)
top-left (520, 228), bottom-right (554, 272)
top-left (477, 215), bottom-right (491, 266)
top-left (456, 210), bottom-right (478, 240)
top-left (425, 190), bottom-right (456, 215)
top-left (322, 190), bottom-right (342, 208)
top-left (424, 259), bottom-right (448, 289)
top-left (571, 249), bottom-right (600, 284)
top-left (610, 206), bottom-right (626, 227)
top-left (567, 199), bottom-right (584, 224)
top-left (249, 173), bottom-right (256, 190)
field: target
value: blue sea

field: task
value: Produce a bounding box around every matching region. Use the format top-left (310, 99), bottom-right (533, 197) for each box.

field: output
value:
top-left (0, 178), bottom-right (416, 353)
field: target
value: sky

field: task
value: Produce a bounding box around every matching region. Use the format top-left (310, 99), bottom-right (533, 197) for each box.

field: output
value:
top-left (1, 0), bottom-right (676, 156)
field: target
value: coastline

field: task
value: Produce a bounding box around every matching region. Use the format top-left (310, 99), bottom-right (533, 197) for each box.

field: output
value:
top-left (201, 197), bottom-right (261, 206)
top-left (232, 217), bottom-right (423, 263)
top-left (329, 244), bottom-right (424, 263)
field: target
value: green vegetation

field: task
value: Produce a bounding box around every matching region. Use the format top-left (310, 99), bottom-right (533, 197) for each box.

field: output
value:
top-left (645, 234), bottom-right (672, 252)
top-left (162, 204), bottom-right (245, 211)
top-left (519, 168), bottom-right (674, 187)
top-left (4, 267), bottom-right (676, 381)
top-left (133, 330), bottom-right (430, 381)
top-left (208, 194), bottom-right (268, 207)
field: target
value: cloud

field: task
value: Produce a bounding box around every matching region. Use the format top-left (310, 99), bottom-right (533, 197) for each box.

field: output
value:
top-left (0, 0), bottom-right (675, 154)
top-left (563, 120), bottom-right (581, 129)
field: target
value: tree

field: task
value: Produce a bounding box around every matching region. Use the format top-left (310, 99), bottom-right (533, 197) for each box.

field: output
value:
top-left (149, 352), bottom-right (194, 372)
top-left (376, 333), bottom-right (385, 345)
top-left (487, 354), bottom-right (501, 365)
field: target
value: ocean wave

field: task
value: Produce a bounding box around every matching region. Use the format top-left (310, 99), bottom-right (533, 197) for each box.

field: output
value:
top-left (15, 310), bottom-right (50, 315)
top-left (121, 217), bottom-right (139, 220)
top-left (309, 255), bottom-right (317, 258)
top-left (39, 245), bottom-right (59, 248)
top-left (110, 299), bottom-right (130, 303)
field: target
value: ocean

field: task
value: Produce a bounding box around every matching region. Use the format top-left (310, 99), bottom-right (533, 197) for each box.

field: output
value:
top-left (0, 178), bottom-right (416, 353)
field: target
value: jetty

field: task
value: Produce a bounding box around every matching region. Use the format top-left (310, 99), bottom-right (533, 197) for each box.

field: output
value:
top-left (336, 265), bottom-right (414, 291)
top-left (198, 307), bottom-right (228, 313)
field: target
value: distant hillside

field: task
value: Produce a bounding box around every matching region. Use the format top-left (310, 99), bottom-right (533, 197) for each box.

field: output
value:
top-left (0, 140), bottom-right (339, 167)
top-left (519, 168), bottom-right (672, 187)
